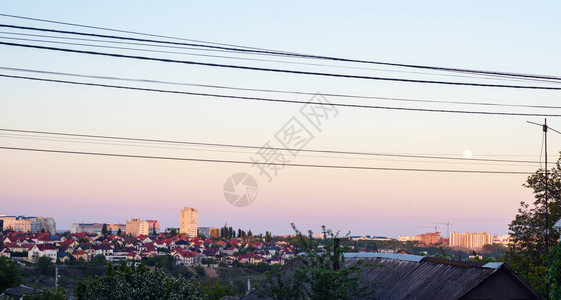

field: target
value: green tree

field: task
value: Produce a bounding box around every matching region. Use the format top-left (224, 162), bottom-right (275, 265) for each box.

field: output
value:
top-left (90, 254), bottom-right (107, 265)
top-left (505, 154), bottom-right (561, 297)
top-left (36, 256), bottom-right (54, 276)
top-left (77, 262), bottom-right (205, 300)
top-left (265, 231), bottom-right (272, 243)
top-left (116, 228), bottom-right (122, 236)
top-left (258, 224), bottom-right (372, 300)
top-left (101, 224), bottom-right (108, 236)
top-left (201, 280), bottom-right (237, 300)
top-left (0, 256), bottom-right (22, 292)
top-left (547, 242), bottom-right (561, 299)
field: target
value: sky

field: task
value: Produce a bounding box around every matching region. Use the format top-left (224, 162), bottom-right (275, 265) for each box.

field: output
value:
top-left (1, 1), bottom-right (561, 237)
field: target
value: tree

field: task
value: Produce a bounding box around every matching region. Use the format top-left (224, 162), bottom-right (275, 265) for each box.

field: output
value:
top-left (0, 256), bottom-right (22, 292)
top-left (505, 154), bottom-right (561, 297)
top-left (265, 231), bottom-right (272, 242)
top-left (101, 224), bottom-right (108, 236)
top-left (117, 228), bottom-right (122, 236)
top-left (258, 224), bottom-right (372, 300)
top-left (76, 262), bottom-right (205, 300)
top-left (90, 254), bottom-right (107, 265)
top-left (201, 280), bottom-right (237, 300)
top-left (36, 256), bottom-right (54, 276)
top-left (547, 242), bottom-right (561, 299)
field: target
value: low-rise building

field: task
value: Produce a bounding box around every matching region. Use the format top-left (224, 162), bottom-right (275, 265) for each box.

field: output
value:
top-left (28, 244), bottom-right (57, 261)
top-left (198, 227), bottom-right (219, 239)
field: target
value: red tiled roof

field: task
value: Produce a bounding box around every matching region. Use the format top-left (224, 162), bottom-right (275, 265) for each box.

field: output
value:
top-left (36, 244), bottom-right (57, 251)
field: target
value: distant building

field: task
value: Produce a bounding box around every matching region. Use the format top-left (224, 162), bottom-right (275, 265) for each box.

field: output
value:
top-left (71, 223), bottom-right (102, 234)
top-left (419, 232), bottom-right (441, 245)
top-left (180, 207), bottom-right (198, 237)
top-left (37, 217), bottom-right (56, 234)
top-left (350, 235), bottom-right (393, 241)
top-left (108, 223), bottom-right (126, 233)
top-left (125, 219), bottom-right (160, 236)
top-left (449, 232), bottom-right (493, 249)
top-left (397, 235), bottom-right (421, 242)
top-left (146, 220), bottom-right (161, 234)
top-left (0, 215), bottom-right (55, 233)
top-left (71, 223), bottom-right (125, 234)
top-left (198, 227), bottom-right (219, 238)
top-left (492, 234), bottom-right (511, 246)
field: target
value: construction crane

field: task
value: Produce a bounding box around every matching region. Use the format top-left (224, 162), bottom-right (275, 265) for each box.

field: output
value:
top-left (418, 226), bottom-right (440, 233)
top-left (432, 222), bottom-right (453, 239)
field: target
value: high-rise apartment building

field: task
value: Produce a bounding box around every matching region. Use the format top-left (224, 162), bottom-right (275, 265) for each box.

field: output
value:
top-left (449, 232), bottom-right (493, 249)
top-left (180, 207), bottom-right (198, 237)
top-left (0, 215), bottom-right (56, 233)
top-left (126, 219), bottom-right (160, 236)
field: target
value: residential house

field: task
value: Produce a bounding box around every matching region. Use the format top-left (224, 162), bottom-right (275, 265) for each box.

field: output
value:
top-left (28, 244), bottom-right (57, 261)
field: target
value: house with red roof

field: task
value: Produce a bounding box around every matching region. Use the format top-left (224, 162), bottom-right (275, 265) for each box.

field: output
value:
top-left (28, 244), bottom-right (57, 261)
top-left (73, 250), bottom-right (89, 261)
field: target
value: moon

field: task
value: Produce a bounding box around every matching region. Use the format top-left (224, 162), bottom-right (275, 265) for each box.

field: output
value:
top-left (463, 149), bottom-right (473, 159)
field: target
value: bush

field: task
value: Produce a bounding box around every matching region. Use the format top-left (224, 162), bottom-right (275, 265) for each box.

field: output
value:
top-left (76, 262), bottom-right (206, 300)
top-left (0, 256), bottom-right (23, 292)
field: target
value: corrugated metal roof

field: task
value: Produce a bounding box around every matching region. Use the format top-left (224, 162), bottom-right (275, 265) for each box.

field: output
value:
top-left (242, 253), bottom-right (537, 300)
top-left (343, 256), bottom-right (497, 300)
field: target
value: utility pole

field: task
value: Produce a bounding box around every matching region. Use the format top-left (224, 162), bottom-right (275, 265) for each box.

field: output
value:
top-left (527, 119), bottom-right (561, 252)
top-left (528, 118), bottom-right (560, 300)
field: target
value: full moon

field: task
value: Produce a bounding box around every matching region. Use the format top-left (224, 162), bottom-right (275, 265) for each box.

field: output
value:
top-left (463, 149), bottom-right (473, 159)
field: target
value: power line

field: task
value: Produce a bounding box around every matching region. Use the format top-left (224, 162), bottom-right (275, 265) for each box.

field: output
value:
top-left (0, 128), bottom-right (540, 164)
top-left (0, 146), bottom-right (533, 174)
top-left (3, 41), bottom-right (561, 90)
top-left (0, 132), bottom-right (529, 167)
top-left (0, 13), bottom-right (278, 52)
top-left (2, 73), bottom-right (561, 117)
top-left (1, 20), bottom-right (560, 82)
top-left (1, 32), bottom-right (557, 85)
top-left (3, 66), bottom-right (561, 110)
